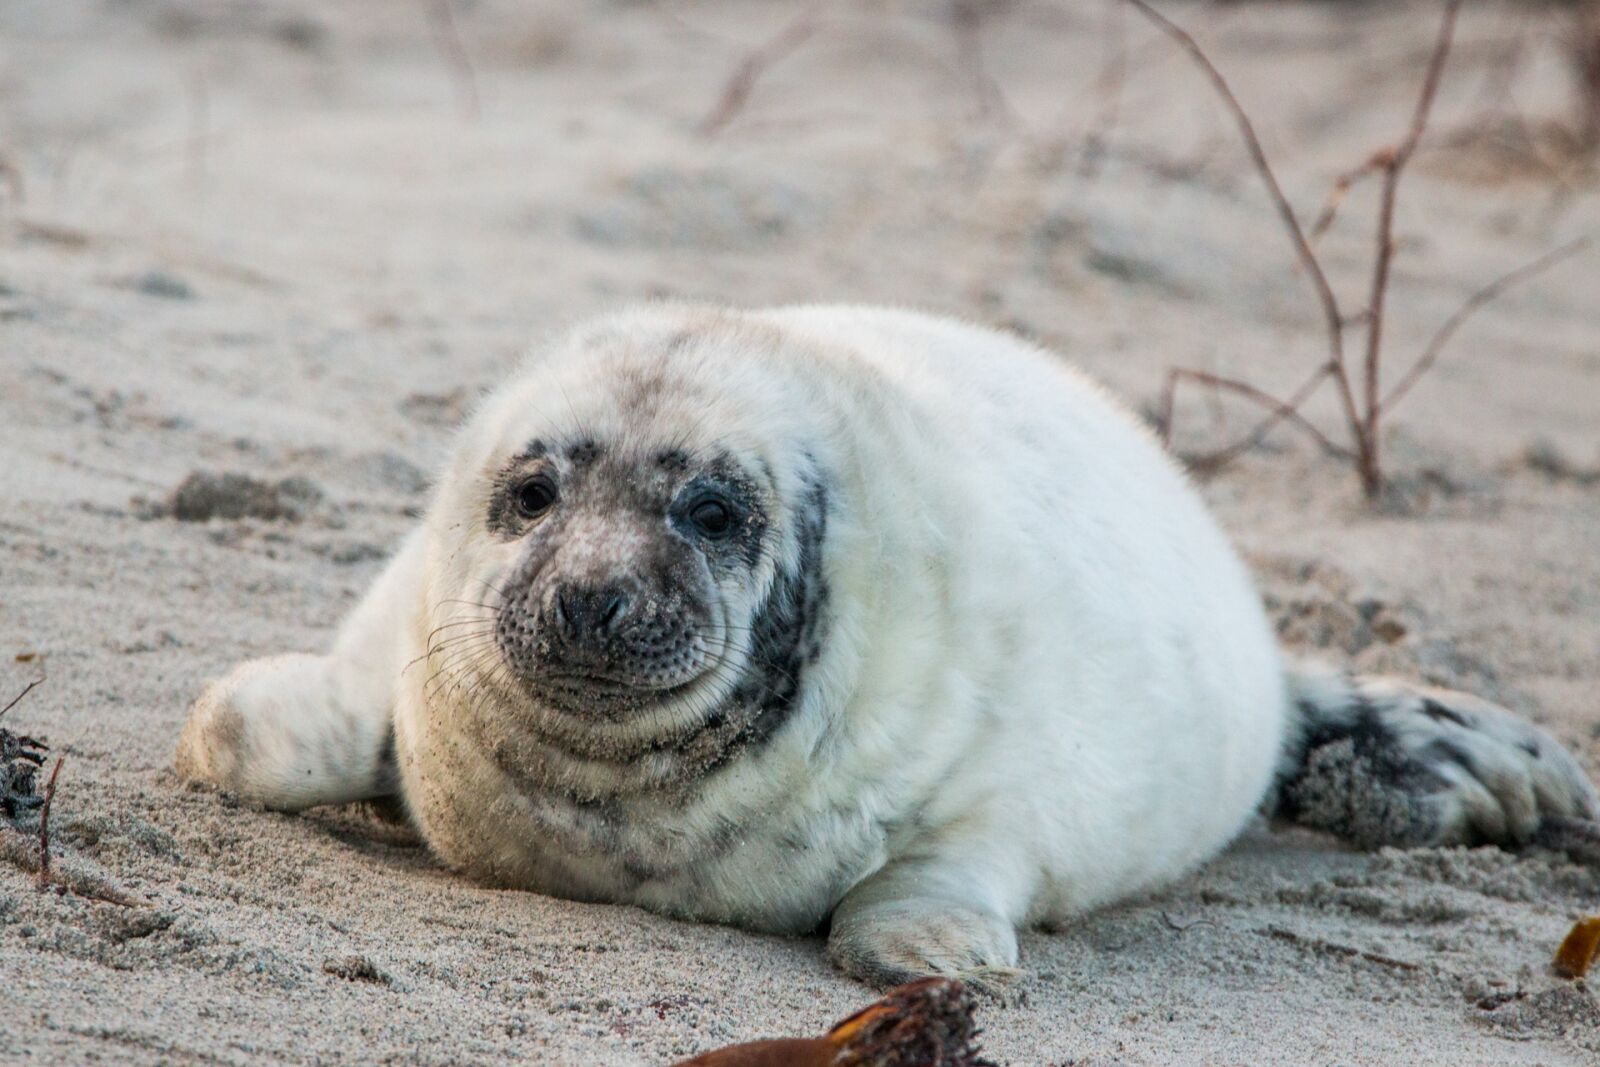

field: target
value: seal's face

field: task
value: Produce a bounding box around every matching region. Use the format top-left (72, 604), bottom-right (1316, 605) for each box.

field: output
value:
top-left (424, 316), bottom-right (833, 786)
top-left (484, 438), bottom-right (769, 720)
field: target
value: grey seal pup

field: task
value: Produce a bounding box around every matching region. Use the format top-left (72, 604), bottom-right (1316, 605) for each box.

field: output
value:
top-left (176, 304), bottom-right (1597, 985)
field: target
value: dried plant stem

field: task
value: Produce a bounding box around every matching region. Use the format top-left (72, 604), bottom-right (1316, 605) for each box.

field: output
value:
top-left (1158, 367), bottom-right (1353, 464)
top-left (1307, 152), bottom-right (1386, 246)
top-left (424, 0), bottom-right (481, 121)
top-left (37, 756), bottom-right (63, 890)
top-left (1379, 237), bottom-right (1591, 415)
top-left (1357, 0), bottom-right (1460, 493)
top-left (952, 0), bottom-right (1017, 126)
top-left (0, 156), bottom-right (22, 209)
top-left (1125, 0), bottom-right (1584, 498)
top-left (1117, 0), bottom-right (1363, 471)
top-left (1576, 1), bottom-right (1600, 150)
top-left (698, 5), bottom-right (822, 137)
top-left (1262, 925), bottom-right (1421, 972)
top-left (1080, 0), bottom-right (1128, 179)
top-left (1, 678), bottom-right (42, 720)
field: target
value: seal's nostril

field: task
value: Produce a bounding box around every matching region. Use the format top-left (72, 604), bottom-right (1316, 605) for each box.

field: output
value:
top-left (599, 593), bottom-right (628, 632)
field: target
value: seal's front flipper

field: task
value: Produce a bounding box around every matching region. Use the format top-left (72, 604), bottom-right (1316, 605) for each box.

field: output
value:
top-left (826, 827), bottom-right (1026, 994)
top-left (175, 530), bottom-right (425, 811)
top-left (175, 653), bottom-right (398, 810)
top-left (1272, 664), bottom-right (1598, 849)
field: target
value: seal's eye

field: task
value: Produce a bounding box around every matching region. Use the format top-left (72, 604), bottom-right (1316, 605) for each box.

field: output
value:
top-left (688, 497), bottom-right (734, 538)
top-left (514, 475), bottom-right (558, 520)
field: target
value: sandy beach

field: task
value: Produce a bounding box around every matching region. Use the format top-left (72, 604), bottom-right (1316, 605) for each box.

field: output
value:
top-left (2, 1), bottom-right (1599, 1062)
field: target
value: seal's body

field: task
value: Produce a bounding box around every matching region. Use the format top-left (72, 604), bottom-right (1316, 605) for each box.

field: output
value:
top-left (177, 305), bottom-right (1596, 985)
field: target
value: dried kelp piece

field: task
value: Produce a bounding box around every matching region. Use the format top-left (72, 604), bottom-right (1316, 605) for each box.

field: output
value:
top-left (0, 682), bottom-right (143, 906)
top-left (1, 679), bottom-right (48, 819)
top-left (674, 978), bottom-right (993, 1067)
top-left (1553, 916), bottom-right (1600, 979)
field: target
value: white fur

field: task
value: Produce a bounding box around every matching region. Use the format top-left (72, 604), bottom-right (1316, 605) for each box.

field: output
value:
top-left (176, 304), bottom-right (1590, 984)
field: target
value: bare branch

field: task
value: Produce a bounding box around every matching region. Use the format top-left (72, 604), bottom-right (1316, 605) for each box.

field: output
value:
top-left (1359, 0), bottom-right (1462, 491)
top-left (1079, 0), bottom-right (1129, 180)
top-left (952, 0), bottom-right (1019, 127)
top-left (1379, 236), bottom-right (1590, 415)
top-left (1, 678), bottom-right (42, 720)
top-left (1307, 152), bottom-right (1386, 247)
top-left (1574, 1), bottom-right (1600, 150)
top-left (698, 6), bottom-right (822, 138)
top-left (37, 756), bottom-right (63, 890)
top-left (1160, 365), bottom-right (1355, 469)
top-left (1117, 0), bottom-right (1364, 464)
top-left (423, 0), bottom-right (481, 121)
top-left (1262, 925), bottom-right (1421, 973)
top-left (0, 155), bottom-right (24, 209)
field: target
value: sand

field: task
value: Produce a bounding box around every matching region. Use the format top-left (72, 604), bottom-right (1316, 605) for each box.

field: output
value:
top-left (2, 1), bottom-right (1598, 1063)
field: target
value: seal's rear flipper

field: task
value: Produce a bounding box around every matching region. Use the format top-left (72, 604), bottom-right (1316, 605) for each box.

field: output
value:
top-left (1272, 664), bottom-right (1598, 850)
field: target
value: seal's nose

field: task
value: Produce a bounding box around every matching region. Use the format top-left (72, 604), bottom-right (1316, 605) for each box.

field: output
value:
top-left (552, 582), bottom-right (632, 641)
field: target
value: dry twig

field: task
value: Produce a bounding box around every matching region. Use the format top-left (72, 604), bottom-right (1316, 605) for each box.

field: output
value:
top-left (1158, 367), bottom-right (1354, 464)
top-left (1261, 925), bottom-right (1421, 972)
top-left (424, 0), bottom-right (481, 120)
top-left (1307, 152), bottom-right (1386, 246)
top-left (1575, 1), bottom-right (1600, 150)
top-left (1380, 236), bottom-right (1591, 415)
top-left (1356, 0), bottom-right (1460, 491)
top-left (1127, 0), bottom-right (1587, 498)
top-left (36, 756), bottom-right (63, 890)
top-left (698, 5), bottom-right (822, 137)
top-left (1, 678), bottom-right (42, 720)
top-left (1160, 910), bottom-right (1217, 933)
top-left (0, 156), bottom-right (21, 210)
top-left (1118, 0), bottom-right (1362, 464)
top-left (952, 0), bottom-right (1018, 127)
top-left (1079, 0), bottom-right (1129, 179)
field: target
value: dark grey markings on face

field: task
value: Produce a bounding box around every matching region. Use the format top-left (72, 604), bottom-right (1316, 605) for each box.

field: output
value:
top-left (482, 454), bottom-right (831, 802)
top-left (485, 437), bottom-right (794, 726)
top-left (674, 469), bottom-right (830, 774)
top-left (473, 433), bottom-right (835, 896)
top-left (668, 456), bottom-right (769, 571)
top-left (493, 525), bottom-right (714, 717)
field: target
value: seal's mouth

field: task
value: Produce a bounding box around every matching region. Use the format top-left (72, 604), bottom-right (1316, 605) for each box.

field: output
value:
top-left (521, 663), bottom-right (715, 719)
top-left (509, 617), bottom-right (736, 720)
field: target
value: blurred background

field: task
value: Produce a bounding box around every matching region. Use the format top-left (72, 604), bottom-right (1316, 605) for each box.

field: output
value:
top-left (2, 1), bottom-right (1595, 416)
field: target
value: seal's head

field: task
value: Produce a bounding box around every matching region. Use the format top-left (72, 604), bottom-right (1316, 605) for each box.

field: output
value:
top-left (425, 308), bottom-right (835, 773)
